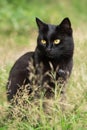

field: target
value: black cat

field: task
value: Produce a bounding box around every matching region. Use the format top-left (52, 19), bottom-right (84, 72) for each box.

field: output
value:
top-left (7, 17), bottom-right (74, 101)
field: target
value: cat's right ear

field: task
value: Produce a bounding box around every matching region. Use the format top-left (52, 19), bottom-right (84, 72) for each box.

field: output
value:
top-left (36, 18), bottom-right (47, 30)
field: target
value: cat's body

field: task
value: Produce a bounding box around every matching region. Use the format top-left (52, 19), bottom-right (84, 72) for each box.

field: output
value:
top-left (7, 17), bottom-right (74, 101)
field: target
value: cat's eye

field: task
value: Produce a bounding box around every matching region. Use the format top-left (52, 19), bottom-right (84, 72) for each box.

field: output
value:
top-left (41, 39), bottom-right (46, 44)
top-left (54, 39), bottom-right (60, 44)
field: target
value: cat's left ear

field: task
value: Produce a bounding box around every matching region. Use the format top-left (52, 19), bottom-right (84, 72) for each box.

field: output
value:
top-left (36, 17), bottom-right (48, 30)
top-left (60, 17), bottom-right (71, 29)
top-left (59, 17), bottom-right (72, 35)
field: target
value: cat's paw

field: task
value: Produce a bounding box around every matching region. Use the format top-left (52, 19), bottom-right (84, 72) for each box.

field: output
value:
top-left (58, 69), bottom-right (69, 80)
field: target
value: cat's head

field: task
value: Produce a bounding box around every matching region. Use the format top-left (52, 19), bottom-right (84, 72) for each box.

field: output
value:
top-left (36, 17), bottom-right (74, 60)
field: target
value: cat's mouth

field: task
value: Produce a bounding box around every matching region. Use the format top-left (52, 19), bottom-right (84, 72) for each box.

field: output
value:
top-left (46, 52), bottom-right (54, 58)
top-left (45, 49), bottom-right (57, 59)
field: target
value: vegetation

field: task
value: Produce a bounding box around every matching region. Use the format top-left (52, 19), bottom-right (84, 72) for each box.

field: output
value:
top-left (0, 0), bottom-right (87, 130)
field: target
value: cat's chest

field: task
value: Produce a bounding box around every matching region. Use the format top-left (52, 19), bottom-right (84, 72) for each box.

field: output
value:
top-left (41, 59), bottom-right (59, 73)
top-left (34, 51), bottom-right (61, 73)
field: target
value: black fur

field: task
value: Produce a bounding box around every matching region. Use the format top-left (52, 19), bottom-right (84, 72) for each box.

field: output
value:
top-left (7, 17), bottom-right (74, 101)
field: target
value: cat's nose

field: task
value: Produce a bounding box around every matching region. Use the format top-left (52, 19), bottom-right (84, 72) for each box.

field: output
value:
top-left (46, 48), bottom-right (51, 53)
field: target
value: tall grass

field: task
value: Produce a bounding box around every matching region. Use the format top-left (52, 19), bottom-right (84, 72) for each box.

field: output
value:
top-left (0, 61), bottom-right (87, 130)
top-left (0, 0), bottom-right (87, 130)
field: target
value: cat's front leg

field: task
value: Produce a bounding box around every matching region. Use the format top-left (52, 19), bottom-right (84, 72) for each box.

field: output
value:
top-left (57, 69), bottom-right (69, 93)
top-left (57, 69), bottom-right (69, 106)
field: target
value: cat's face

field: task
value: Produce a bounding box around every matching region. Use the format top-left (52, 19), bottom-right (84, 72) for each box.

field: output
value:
top-left (36, 18), bottom-right (74, 60)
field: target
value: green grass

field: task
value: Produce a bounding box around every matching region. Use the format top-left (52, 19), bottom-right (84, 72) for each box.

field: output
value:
top-left (0, 0), bottom-right (87, 130)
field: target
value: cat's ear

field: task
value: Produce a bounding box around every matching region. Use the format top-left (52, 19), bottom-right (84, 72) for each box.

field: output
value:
top-left (59, 17), bottom-right (72, 35)
top-left (60, 17), bottom-right (71, 29)
top-left (36, 17), bottom-right (48, 30)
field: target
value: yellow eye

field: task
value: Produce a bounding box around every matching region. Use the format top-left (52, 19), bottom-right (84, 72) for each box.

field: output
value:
top-left (54, 39), bottom-right (60, 44)
top-left (41, 39), bottom-right (46, 44)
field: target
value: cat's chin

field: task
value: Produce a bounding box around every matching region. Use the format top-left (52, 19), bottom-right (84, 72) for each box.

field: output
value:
top-left (47, 54), bottom-right (60, 60)
top-left (46, 54), bottom-right (54, 59)
top-left (46, 52), bottom-right (57, 59)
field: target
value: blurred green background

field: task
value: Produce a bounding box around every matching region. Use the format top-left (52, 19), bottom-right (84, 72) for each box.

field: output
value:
top-left (0, 0), bottom-right (87, 34)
